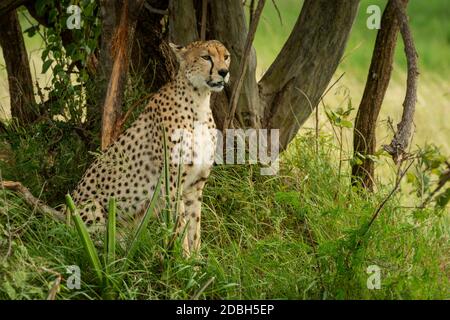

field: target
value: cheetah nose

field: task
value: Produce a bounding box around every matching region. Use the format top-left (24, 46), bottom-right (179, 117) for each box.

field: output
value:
top-left (218, 69), bottom-right (229, 78)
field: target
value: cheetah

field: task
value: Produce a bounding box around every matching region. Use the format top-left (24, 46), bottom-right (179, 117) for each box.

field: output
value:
top-left (70, 40), bottom-right (230, 255)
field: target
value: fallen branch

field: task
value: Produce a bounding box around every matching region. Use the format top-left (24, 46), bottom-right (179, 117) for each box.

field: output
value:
top-left (383, 0), bottom-right (419, 164)
top-left (1, 181), bottom-right (65, 222)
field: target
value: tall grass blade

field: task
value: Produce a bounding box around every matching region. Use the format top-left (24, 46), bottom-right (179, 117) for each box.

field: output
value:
top-left (162, 126), bottom-right (171, 227)
top-left (173, 139), bottom-right (184, 224)
top-left (106, 197), bottom-right (116, 271)
top-left (124, 173), bottom-right (163, 267)
top-left (65, 194), bottom-right (103, 283)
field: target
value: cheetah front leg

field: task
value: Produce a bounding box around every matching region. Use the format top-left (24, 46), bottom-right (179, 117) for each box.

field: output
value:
top-left (165, 169), bottom-right (191, 257)
top-left (182, 178), bottom-right (207, 254)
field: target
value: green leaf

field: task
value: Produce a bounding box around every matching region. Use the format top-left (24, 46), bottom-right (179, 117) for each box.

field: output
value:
top-left (366, 154), bottom-right (380, 163)
top-left (65, 194), bottom-right (103, 283)
top-left (340, 119), bottom-right (353, 128)
top-left (41, 47), bottom-right (50, 61)
top-left (2, 282), bottom-right (16, 299)
top-left (23, 25), bottom-right (39, 37)
top-left (351, 157), bottom-right (363, 166)
top-left (325, 109), bottom-right (337, 122)
top-left (435, 187), bottom-right (450, 209)
top-left (42, 59), bottom-right (53, 73)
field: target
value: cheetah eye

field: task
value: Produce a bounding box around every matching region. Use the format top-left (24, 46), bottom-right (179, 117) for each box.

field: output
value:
top-left (201, 55), bottom-right (211, 61)
top-left (224, 55), bottom-right (230, 60)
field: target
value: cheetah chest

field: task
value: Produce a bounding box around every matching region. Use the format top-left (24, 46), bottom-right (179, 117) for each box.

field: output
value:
top-left (183, 100), bottom-right (216, 188)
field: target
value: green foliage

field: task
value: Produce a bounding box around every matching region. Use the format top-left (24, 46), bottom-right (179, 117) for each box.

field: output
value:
top-left (324, 101), bottom-right (354, 129)
top-left (0, 120), bottom-right (93, 206)
top-left (407, 144), bottom-right (450, 209)
top-left (33, 0), bottom-right (101, 122)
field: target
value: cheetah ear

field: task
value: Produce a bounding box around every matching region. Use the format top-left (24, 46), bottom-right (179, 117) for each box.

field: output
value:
top-left (169, 42), bottom-right (187, 62)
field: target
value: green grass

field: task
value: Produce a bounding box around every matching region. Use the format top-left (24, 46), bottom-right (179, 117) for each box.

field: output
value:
top-left (1, 131), bottom-right (448, 299)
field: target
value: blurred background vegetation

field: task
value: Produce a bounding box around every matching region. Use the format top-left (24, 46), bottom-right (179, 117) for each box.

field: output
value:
top-left (253, 0), bottom-right (449, 156)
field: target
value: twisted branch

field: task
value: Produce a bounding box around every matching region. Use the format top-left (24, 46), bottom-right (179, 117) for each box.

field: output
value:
top-left (383, 0), bottom-right (419, 164)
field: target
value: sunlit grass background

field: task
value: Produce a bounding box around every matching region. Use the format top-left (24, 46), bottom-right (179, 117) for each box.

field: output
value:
top-left (253, 0), bottom-right (449, 156)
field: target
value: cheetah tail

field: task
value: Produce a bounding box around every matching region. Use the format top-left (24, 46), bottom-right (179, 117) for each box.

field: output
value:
top-left (1, 180), bottom-right (65, 222)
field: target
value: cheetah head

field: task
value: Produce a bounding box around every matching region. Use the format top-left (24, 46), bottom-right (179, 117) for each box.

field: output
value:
top-left (169, 40), bottom-right (231, 92)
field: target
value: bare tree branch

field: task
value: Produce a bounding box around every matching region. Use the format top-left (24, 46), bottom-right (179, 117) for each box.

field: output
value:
top-left (384, 0), bottom-right (419, 164)
top-left (1, 181), bottom-right (65, 222)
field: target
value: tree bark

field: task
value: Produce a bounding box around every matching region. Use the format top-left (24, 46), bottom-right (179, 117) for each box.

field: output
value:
top-left (0, 9), bottom-right (37, 124)
top-left (352, 0), bottom-right (404, 190)
top-left (98, 0), bottom-right (143, 150)
top-left (0, 0), bottom-right (29, 17)
top-left (168, 0), bottom-right (199, 45)
top-left (383, 0), bottom-right (418, 164)
top-left (2, 0), bottom-right (361, 157)
top-left (207, 0), bottom-right (262, 130)
top-left (205, 0), bottom-right (359, 150)
top-left (131, 0), bottom-right (175, 91)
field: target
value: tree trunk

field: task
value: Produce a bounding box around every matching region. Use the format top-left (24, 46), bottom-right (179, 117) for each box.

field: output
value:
top-left (259, 0), bottom-right (360, 150)
top-left (98, 0), bottom-right (143, 150)
top-left (383, 0), bottom-right (418, 164)
top-left (351, 0), bottom-right (406, 190)
top-left (168, 0), bottom-right (199, 45)
top-left (131, 1), bottom-right (175, 91)
top-left (205, 0), bottom-right (360, 150)
top-left (0, 9), bottom-right (37, 124)
top-left (0, 0), bottom-right (29, 16)
top-left (207, 0), bottom-right (262, 130)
